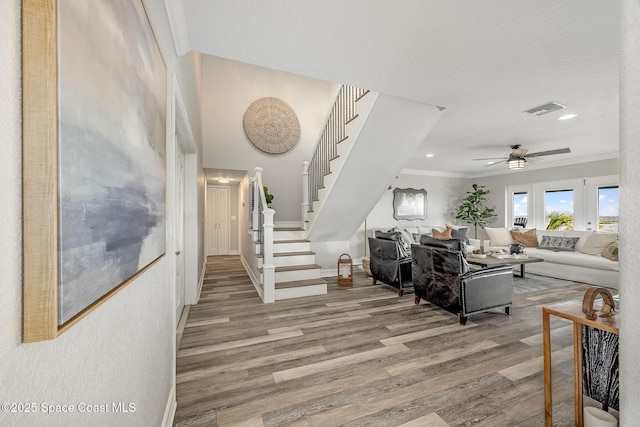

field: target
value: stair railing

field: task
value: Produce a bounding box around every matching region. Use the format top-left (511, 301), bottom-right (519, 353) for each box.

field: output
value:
top-left (251, 167), bottom-right (275, 303)
top-left (304, 85), bottom-right (368, 219)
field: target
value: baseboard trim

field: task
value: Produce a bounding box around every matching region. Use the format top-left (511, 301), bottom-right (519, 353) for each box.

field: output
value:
top-left (240, 255), bottom-right (264, 301)
top-left (161, 386), bottom-right (176, 427)
top-left (197, 259), bottom-right (206, 303)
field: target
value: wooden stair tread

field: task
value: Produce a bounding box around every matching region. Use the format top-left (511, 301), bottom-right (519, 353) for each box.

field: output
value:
top-left (257, 251), bottom-right (315, 259)
top-left (256, 239), bottom-right (310, 244)
top-left (275, 278), bottom-right (327, 289)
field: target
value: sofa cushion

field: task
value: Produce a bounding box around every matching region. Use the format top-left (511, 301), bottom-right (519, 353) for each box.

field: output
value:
top-left (432, 228), bottom-right (452, 239)
top-left (510, 228), bottom-right (538, 247)
top-left (526, 248), bottom-right (619, 271)
top-left (485, 227), bottom-right (513, 246)
top-left (538, 235), bottom-right (580, 252)
top-left (579, 232), bottom-right (618, 256)
top-left (602, 241), bottom-right (619, 261)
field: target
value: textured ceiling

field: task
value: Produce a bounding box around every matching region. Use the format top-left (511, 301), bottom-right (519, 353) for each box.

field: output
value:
top-left (182, 1), bottom-right (619, 176)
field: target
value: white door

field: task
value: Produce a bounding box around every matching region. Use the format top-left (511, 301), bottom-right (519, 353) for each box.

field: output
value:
top-left (207, 186), bottom-right (230, 256)
top-left (175, 143), bottom-right (186, 323)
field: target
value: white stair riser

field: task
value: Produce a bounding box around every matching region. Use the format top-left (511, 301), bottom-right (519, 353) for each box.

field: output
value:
top-left (274, 241), bottom-right (310, 252)
top-left (275, 284), bottom-right (327, 300)
top-left (258, 254), bottom-right (316, 268)
top-left (273, 230), bottom-right (305, 240)
top-left (254, 241), bottom-right (311, 254)
top-left (261, 269), bottom-right (321, 283)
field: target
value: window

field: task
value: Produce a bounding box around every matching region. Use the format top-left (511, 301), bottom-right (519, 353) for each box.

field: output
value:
top-left (598, 186), bottom-right (619, 232)
top-left (512, 192), bottom-right (528, 228)
top-left (544, 189), bottom-right (574, 230)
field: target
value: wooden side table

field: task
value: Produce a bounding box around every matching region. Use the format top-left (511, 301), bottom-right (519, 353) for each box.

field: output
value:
top-left (542, 300), bottom-right (620, 427)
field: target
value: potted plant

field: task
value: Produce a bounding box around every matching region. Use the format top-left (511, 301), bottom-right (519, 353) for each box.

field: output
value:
top-left (263, 186), bottom-right (274, 207)
top-left (455, 184), bottom-right (496, 239)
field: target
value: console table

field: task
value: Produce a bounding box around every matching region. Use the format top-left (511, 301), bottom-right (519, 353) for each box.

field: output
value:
top-left (542, 300), bottom-right (620, 427)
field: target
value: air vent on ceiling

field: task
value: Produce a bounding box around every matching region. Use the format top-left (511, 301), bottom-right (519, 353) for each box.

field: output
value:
top-left (524, 101), bottom-right (566, 116)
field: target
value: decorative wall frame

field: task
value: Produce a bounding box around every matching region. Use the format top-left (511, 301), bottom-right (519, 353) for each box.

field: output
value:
top-left (393, 188), bottom-right (428, 220)
top-left (243, 97), bottom-right (300, 154)
top-left (22, 0), bottom-right (166, 342)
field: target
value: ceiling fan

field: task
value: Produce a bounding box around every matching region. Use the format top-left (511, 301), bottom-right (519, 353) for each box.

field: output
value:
top-left (473, 145), bottom-right (571, 170)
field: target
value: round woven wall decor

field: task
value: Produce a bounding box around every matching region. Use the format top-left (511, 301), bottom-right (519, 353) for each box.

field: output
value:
top-left (243, 97), bottom-right (300, 154)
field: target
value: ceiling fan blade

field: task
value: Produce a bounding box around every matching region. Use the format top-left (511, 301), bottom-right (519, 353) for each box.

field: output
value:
top-left (484, 159), bottom-right (507, 167)
top-left (524, 148), bottom-right (570, 158)
top-left (473, 157), bottom-right (508, 161)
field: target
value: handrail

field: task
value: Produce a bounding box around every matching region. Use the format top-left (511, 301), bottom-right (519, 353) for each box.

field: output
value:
top-left (305, 85), bottom-right (368, 213)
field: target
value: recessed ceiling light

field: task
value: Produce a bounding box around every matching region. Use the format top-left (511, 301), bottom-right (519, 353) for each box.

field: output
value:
top-left (425, 153), bottom-right (434, 158)
top-left (557, 113), bottom-right (578, 121)
top-left (217, 177), bottom-right (230, 183)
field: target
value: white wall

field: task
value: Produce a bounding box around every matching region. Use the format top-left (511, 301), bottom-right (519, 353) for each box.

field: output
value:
top-left (620, 1), bottom-right (639, 422)
top-left (0, 1), bottom-right (203, 426)
top-left (201, 55), bottom-right (339, 221)
top-left (346, 172), bottom-right (468, 261)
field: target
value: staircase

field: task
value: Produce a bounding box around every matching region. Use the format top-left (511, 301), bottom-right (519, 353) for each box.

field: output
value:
top-left (248, 85), bottom-right (444, 303)
top-left (256, 227), bottom-right (327, 300)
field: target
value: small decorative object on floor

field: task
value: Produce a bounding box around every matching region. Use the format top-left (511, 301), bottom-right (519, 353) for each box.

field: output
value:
top-left (582, 287), bottom-right (616, 321)
top-left (583, 406), bottom-right (618, 427)
top-left (337, 254), bottom-right (353, 286)
top-left (361, 256), bottom-right (372, 277)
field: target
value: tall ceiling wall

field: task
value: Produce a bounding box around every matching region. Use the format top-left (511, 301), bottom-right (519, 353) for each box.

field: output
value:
top-left (201, 55), bottom-right (339, 220)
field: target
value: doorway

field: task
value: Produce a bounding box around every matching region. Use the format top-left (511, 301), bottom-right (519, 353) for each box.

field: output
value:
top-left (207, 186), bottom-right (230, 256)
top-left (175, 140), bottom-right (186, 323)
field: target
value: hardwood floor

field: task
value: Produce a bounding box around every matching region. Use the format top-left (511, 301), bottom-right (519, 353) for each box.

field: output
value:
top-left (174, 255), bottom-right (590, 426)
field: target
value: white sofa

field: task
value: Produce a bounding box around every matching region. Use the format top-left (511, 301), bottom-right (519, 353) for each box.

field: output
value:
top-left (484, 228), bottom-right (619, 289)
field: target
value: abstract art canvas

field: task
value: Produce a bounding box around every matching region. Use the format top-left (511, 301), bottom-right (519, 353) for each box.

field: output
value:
top-left (55, 0), bottom-right (166, 324)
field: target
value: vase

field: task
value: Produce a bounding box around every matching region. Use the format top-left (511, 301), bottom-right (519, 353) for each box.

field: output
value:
top-left (583, 407), bottom-right (618, 427)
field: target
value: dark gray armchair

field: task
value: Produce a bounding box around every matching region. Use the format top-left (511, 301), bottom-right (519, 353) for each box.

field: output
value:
top-left (368, 234), bottom-right (413, 296)
top-left (411, 236), bottom-right (513, 324)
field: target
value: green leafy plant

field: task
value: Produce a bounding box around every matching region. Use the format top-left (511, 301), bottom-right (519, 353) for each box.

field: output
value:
top-left (263, 186), bottom-right (274, 205)
top-left (546, 211), bottom-right (574, 230)
top-left (455, 184), bottom-right (496, 238)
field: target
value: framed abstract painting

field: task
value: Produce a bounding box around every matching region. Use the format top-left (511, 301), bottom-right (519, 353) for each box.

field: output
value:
top-left (22, 0), bottom-right (166, 341)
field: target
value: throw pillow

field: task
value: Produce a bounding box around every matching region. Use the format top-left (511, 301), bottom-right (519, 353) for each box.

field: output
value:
top-left (450, 227), bottom-right (470, 244)
top-left (375, 230), bottom-right (401, 241)
top-left (510, 228), bottom-right (538, 247)
top-left (432, 228), bottom-right (452, 239)
top-left (485, 227), bottom-right (513, 246)
top-left (601, 241), bottom-right (619, 261)
top-left (538, 235), bottom-right (580, 252)
top-left (579, 232), bottom-right (618, 256)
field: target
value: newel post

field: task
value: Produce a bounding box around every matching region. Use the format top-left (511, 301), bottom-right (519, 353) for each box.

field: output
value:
top-left (262, 207), bottom-right (276, 303)
top-left (301, 161), bottom-right (310, 229)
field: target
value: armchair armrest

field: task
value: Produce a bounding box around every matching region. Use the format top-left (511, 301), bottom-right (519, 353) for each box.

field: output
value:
top-left (462, 265), bottom-right (513, 314)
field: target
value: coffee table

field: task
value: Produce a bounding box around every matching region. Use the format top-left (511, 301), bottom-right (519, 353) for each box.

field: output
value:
top-left (467, 255), bottom-right (544, 278)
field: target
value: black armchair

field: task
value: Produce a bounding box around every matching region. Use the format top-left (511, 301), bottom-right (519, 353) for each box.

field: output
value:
top-left (368, 235), bottom-right (413, 296)
top-left (411, 236), bottom-right (513, 324)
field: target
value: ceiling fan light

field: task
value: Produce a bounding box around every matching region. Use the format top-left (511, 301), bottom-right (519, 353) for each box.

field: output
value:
top-left (508, 159), bottom-right (525, 170)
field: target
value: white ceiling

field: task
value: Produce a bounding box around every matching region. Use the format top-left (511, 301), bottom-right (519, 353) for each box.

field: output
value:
top-left (179, 1), bottom-right (619, 177)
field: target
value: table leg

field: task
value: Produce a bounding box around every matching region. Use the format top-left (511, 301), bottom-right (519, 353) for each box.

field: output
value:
top-left (520, 264), bottom-right (525, 278)
top-left (543, 308), bottom-right (553, 427)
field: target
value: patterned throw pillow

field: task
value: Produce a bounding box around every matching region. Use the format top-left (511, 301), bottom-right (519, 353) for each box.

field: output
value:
top-left (538, 235), bottom-right (580, 252)
top-left (450, 227), bottom-right (470, 244)
top-left (510, 228), bottom-right (538, 247)
top-left (601, 241), bottom-right (619, 261)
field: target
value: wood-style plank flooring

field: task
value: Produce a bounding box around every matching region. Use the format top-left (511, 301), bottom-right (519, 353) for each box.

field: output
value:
top-left (174, 255), bottom-right (591, 426)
